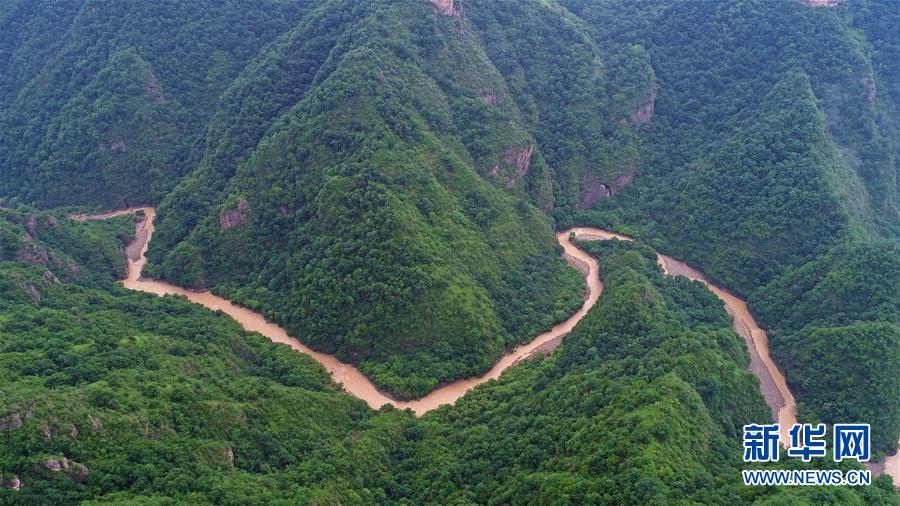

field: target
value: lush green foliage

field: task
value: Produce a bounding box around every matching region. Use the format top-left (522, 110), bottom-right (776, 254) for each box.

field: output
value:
top-left (752, 242), bottom-right (899, 335)
top-left (6, 0), bottom-right (895, 406)
top-left (0, 209), bottom-right (412, 504)
top-left (0, 208), bottom-right (132, 288)
top-left (1, 0), bottom-right (646, 397)
top-left (393, 240), bottom-right (898, 504)
top-left (751, 242), bottom-right (900, 456)
top-left (0, 0), bottom-right (316, 207)
top-left (565, 0), bottom-right (900, 459)
top-left (3, 220), bottom-right (895, 504)
top-left (144, 1), bottom-right (589, 398)
top-left (2, 0), bottom-right (899, 501)
top-left (772, 322), bottom-right (899, 458)
top-left (571, 0), bottom-right (898, 294)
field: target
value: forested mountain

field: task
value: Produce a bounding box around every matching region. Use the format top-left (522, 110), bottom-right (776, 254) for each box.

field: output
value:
top-left (144, 0), bottom-right (594, 398)
top-left (565, 0), bottom-right (900, 456)
top-left (571, 0), bottom-right (899, 290)
top-left (0, 0), bottom-right (317, 207)
top-left (0, 209), bottom-right (411, 503)
top-left (1, 0), bottom-right (898, 503)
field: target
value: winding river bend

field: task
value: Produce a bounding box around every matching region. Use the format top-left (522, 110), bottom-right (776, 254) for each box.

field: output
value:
top-left (77, 208), bottom-right (898, 481)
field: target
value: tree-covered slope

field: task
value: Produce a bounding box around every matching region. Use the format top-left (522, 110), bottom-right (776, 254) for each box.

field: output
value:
top-left (0, 208), bottom-right (412, 504)
top-left (751, 242), bottom-right (900, 456)
top-left (571, 0), bottom-right (898, 294)
top-left (563, 0), bottom-right (900, 459)
top-left (460, 0), bottom-right (650, 225)
top-left (396, 240), bottom-right (898, 504)
top-left (0, 0), bottom-right (315, 208)
top-left (146, 0), bottom-right (605, 399)
top-left (2, 0), bottom-right (899, 494)
top-left (5, 0), bottom-right (633, 398)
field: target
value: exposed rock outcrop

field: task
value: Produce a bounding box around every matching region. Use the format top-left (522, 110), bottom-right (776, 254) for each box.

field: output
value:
top-left (579, 180), bottom-right (611, 209)
top-left (25, 215), bottom-right (37, 239)
top-left (219, 198), bottom-right (250, 230)
top-left (99, 139), bottom-right (127, 151)
top-left (505, 144), bottom-right (534, 177)
top-left (88, 414), bottom-right (103, 434)
top-left (0, 412), bottom-right (23, 432)
top-left (145, 69), bottom-right (166, 103)
top-left (42, 269), bottom-right (61, 285)
top-left (428, 0), bottom-right (460, 17)
top-left (43, 459), bottom-right (63, 472)
top-left (479, 92), bottom-right (498, 105)
top-left (633, 88), bottom-right (657, 125)
top-left (14, 232), bottom-right (79, 286)
top-left (16, 240), bottom-right (49, 266)
top-left (541, 171), bottom-right (555, 211)
top-left (577, 172), bottom-right (638, 210)
top-left (1, 475), bottom-right (21, 491)
top-left (12, 275), bottom-right (42, 304)
top-left (614, 172), bottom-right (635, 189)
top-left (68, 461), bottom-right (89, 481)
top-left (39, 457), bottom-right (89, 481)
top-left (862, 75), bottom-right (876, 102)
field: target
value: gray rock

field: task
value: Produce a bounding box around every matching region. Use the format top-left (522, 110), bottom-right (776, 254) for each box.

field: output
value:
top-left (0, 413), bottom-right (22, 432)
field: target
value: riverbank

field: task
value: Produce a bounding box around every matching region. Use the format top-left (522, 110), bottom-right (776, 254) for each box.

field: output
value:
top-left (74, 207), bottom-right (898, 483)
top-left (72, 210), bottom-right (797, 425)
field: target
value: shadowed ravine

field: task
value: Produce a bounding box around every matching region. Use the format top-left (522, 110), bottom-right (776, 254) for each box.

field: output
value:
top-left (74, 208), bottom-right (899, 479)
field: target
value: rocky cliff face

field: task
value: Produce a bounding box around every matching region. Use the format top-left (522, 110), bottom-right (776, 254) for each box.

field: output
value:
top-left (633, 89), bottom-right (657, 125)
top-left (505, 144), bottom-right (534, 177)
top-left (577, 172), bottom-right (638, 210)
top-left (429, 0), bottom-right (460, 17)
top-left (0, 412), bottom-right (23, 432)
top-left (145, 69), bottom-right (166, 103)
top-left (218, 198), bottom-right (250, 230)
top-left (862, 75), bottom-right (876, 102)
top-left (38, 457), bottom-right (89, 481)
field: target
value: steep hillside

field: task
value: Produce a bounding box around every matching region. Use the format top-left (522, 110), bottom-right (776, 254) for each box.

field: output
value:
top-left (0, 209), bottom-right (411, 503)
top-left (751, 242), bottom-right (900, 455)
top-left (461, 0), bottom-right (651, 224)
top-left (567, 0), bottom-right (900, 458)
top-left (145, 0), bottom-right (593, 399)
top-left (571, 0), bottom-right (898, 292)
top-left (396, 240), bottom-right (899, 504)
top-left (0, 0), bottom-right (314, 207)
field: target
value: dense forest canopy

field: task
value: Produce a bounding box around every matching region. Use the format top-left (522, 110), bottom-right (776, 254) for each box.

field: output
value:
top-left (1, 0), bottom-right (898, 503)
top-left (1, 213), bottom-right (896, 503)
top-left (566, 0), bottom-right (900, 458)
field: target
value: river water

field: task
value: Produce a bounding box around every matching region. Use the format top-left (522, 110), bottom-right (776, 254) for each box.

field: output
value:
top-left (78, 208), bottom-right (898, 483)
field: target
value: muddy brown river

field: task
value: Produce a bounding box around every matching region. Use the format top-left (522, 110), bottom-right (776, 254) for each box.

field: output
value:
top-left (78, 208), bottom-right (898, 482)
